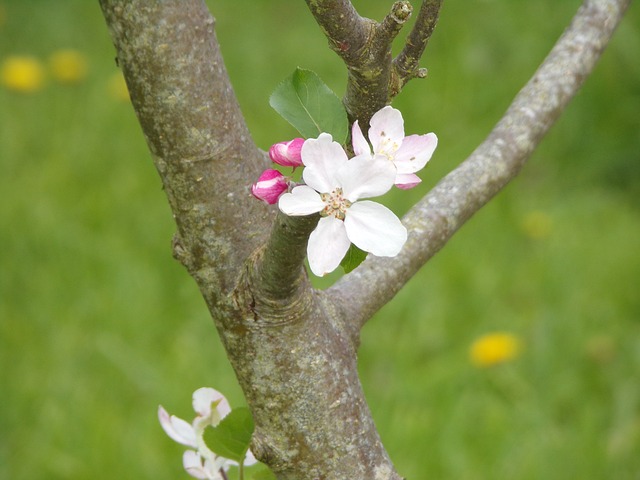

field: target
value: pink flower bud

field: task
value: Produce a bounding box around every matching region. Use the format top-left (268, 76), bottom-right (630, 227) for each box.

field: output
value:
top-left (251, 169), bottom-right (288, 204)
top-left (268, 138), bottom-right (305, 167)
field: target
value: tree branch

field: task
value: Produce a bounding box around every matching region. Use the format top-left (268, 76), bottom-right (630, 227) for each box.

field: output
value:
top-left (99, 0), bottom-right (272, 295)
top-left (306, 0), bottom-right (415, 129)
top-left (304, 0), bottom-right (369, 64)
top-left (391, 0), bottom-right (443, 98)
top-left (252, 213), bottom-right (319, 301)
top-left (100, 2), bottom-right (403, 478)
top-left (331, 0), bottom-right (631, 331)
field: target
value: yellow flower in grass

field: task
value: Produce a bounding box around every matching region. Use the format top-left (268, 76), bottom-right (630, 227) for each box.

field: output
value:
top-left (49, 50), bottom-right (88, 84)
top-left (1, 55), bottom-right (45, 93)
top-left (470, 332), bottom-right (521, 367)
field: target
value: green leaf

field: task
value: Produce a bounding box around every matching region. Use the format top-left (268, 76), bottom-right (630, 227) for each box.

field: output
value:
top-left (202, 407), bottom-right (255, 463)
top-left (340, 244), bottom-right (368, 273)
top-left (269, 68), bottom-right (348, 143)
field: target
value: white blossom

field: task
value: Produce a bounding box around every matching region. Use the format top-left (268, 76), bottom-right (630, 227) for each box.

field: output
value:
top-left (352, 105), bottom-right (438, 189)
top-left (279, 133), bottom-right (407, 276)
top-left (159, 388), bottom-right (257, 480)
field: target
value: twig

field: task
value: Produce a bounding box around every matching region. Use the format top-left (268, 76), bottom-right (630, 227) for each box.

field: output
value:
top-left (305, 0), bottom-right (416, 129)
top-left (375, 1), bottom-right (414, 47)
top-left (391, 0), bottom-right (443, 97)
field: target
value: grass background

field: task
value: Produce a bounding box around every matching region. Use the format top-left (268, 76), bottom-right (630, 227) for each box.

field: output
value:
top-left (1, 0), bottom-right (639, 478)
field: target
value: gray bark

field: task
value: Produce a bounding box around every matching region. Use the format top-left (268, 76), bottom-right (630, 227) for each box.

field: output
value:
top-left (99, 0), bottom-right (630, 478)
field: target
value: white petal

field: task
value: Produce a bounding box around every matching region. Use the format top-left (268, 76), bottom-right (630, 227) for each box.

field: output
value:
top-left (209, 456), bottom-right (229, 474)
top-left (337, 155), bottom-right (396, 202)
top-left (183, 450), bottom-right (218, 480)
top-left (278, 186), bottom-right (324, 216)
top-left (158, 406), bottom-right (198, 448)
top-left (307, 216), bottom-right (351, 276)
top-left (351, 120), bottom-right (372, 157)
top-left (192, 388), bottom-right (230, 420)
top-left (301, 133), bottom-right (348, 192)
top-left (394, 133), bottom-right (438, 173)
top-left (368, 106), bottom-right (405, 153)
top-left (344, 201), bottom-right (407, 256)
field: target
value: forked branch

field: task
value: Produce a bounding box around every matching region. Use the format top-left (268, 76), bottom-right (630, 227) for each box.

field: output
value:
top-left (331, 0), bottom-right (632, 332)
top-left (306, 0), bottom-right (421, 127)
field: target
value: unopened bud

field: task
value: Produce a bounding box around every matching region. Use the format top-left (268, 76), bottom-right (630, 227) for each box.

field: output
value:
top-left (268, 138), bottom-right (305, 167)
top-left (251, 169), bottom-right (288, 204)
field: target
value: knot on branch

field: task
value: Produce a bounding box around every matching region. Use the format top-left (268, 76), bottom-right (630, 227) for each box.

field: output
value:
top-left (228, 211), bottom-right (319, 328)
top-left (390, 1), bottom-right (413, 24)
top-left (172, 232), bottom-right (193, 270)
top-left (230, 245), bottom-right (315, 328)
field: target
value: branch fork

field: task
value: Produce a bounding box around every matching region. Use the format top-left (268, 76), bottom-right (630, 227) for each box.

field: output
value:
top-left (307, 0), bottom-right (443, 126)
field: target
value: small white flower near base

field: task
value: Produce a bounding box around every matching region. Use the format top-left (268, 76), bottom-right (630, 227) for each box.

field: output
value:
top-left (279, 133), bottom-right (407, 276)
top-left (159, 388), bottom-right (257, 480)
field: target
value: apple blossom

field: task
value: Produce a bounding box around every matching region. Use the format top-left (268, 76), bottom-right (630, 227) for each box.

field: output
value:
top-left (278, 133), bottom-right (407, 276)
top-left (268, 137), bottom-right (304, 167)
top-left (251, 169), bottom-right (288, 204)
top-left (159, 387), bottom-right (257, 480)
top-left (352, 105), bottom-right (437, 189)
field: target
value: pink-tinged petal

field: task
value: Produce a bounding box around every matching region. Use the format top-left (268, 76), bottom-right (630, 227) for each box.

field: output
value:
top-left (351, 120), bottom-right (371, 157)
top-left (301, 133), bottom-right (348, 192)
top-left (344, 201), bottom-right (407, 256)
top-left (251, 169), bottom-right (288, 204)
top-left (337, 154), bottom-right (396, 202)
top-left (368, 106), bottom-right (405, 154)
top-left (395, 173), bottom-right (422, 189)
top-left (183, 450), bottom-right (218, 480)
top-left (158, 406), bottom-right (198, 448)
top-left (394, 133), bottom-right (438, 173)
top-left (193, 388), bottom-right (230, 421)
top-left (269, 138), bottom-right (304, 167)
top-left (307, 216), bottom-right (351, 276)
top-left (278, 186), bottom-right (324, 216)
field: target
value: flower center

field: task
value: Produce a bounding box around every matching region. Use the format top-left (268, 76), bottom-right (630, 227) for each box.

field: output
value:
top-left (320, 187), bottom-right (351, 220)
top-left (378, 131), bottom-right (400, 160)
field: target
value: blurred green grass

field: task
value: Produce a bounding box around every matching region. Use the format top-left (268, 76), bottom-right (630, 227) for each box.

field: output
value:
top-left (1, 1), bottom-right (639, 479)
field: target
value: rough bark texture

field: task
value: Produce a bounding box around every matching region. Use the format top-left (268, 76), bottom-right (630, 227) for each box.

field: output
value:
top-left (99, 0), bottom-right (630, 478)
top-left (99, 1), bottom-right (400, 478)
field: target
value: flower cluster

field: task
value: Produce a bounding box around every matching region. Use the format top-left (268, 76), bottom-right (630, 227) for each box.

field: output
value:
top-left (252, 106), bottom-right (437, 277)
top-left (251, 138), bottom-right (304, 203)
top-left (159, 388), bottom-right (257, 480)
